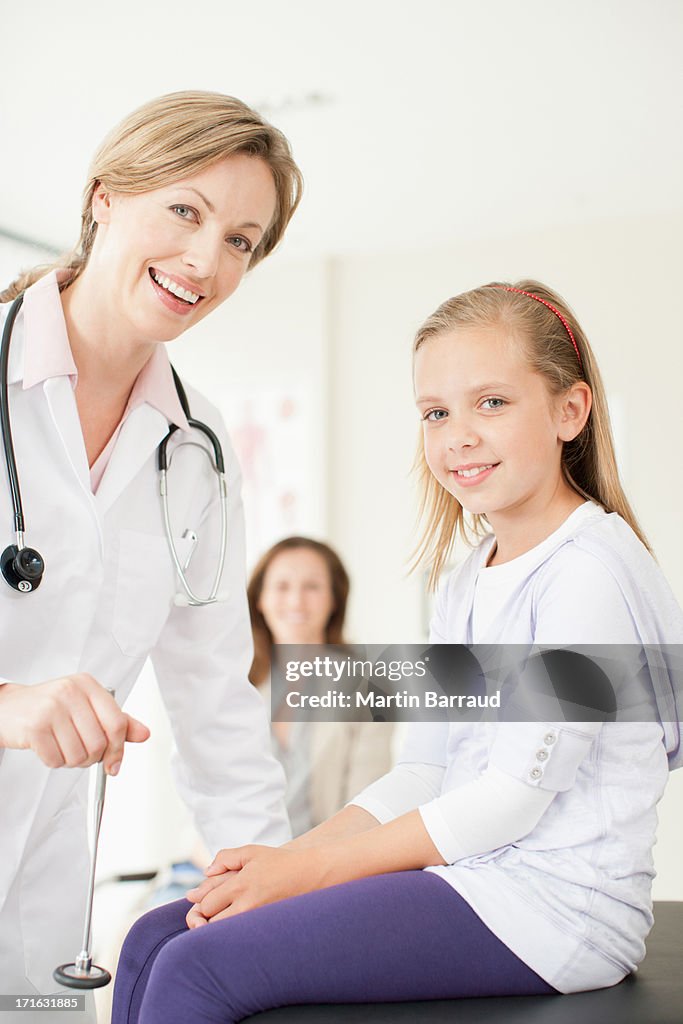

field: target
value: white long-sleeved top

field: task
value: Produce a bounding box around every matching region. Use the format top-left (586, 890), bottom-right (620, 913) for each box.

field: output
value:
top-left (352, 501), bottom-right (682, 994)
top-left (356, 760), bottom-right (555, 864)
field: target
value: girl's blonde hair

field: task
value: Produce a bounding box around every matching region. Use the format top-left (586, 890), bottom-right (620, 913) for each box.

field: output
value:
top-left (1, 90), bottom-right (303, 302)
top-left (412, 279), bottom-right (650, 589)
top-left (247, 537), bottom-right (350, 686)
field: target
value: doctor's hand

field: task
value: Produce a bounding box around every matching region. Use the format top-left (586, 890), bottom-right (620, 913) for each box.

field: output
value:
top-left (184, 845), bottom-right (327, 928)
top-left (0, 675), bottom-right (150, 774)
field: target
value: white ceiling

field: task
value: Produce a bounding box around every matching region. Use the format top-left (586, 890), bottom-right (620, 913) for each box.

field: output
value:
top-left (1, 0), bottom-right (681, 259)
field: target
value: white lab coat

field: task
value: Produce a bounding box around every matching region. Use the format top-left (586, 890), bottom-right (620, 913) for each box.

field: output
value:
top-left (0, 297), bottom-right (290, 1015)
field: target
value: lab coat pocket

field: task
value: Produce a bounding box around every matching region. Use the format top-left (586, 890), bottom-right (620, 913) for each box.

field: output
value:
top-left (112, 529), bottom-right (192, 658)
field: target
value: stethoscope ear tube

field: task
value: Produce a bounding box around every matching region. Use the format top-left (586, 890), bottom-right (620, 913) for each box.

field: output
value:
top-left (157, 374), bottom-right (229, 605)
top-left (160, 459), bottom-right (229, 606)
top-left (157, 418), bottom-right (225, 474)
top-left (1, 294), bottom-right (27, 535)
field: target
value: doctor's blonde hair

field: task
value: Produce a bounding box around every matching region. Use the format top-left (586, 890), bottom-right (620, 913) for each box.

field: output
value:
top-left (1, 91), bottom-right (303, 301)
top-left (412, 279), bottom-right (651, 589)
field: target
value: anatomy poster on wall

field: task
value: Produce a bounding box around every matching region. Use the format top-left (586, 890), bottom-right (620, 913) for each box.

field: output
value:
top-left (222, 388), bottom-right (318, 568)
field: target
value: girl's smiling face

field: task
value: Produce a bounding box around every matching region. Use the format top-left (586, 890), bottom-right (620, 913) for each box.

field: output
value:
top-left (414, 326), bottom-right (586, 524)
top-left (89, 153), bottom-right (277, 343)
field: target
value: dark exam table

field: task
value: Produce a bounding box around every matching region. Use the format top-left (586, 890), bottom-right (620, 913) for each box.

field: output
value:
top-left (246, 901), bottom-right (683, 1024)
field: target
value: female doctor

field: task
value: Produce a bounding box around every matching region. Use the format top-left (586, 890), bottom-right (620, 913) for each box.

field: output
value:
top-left (0, 90), bottom-right (302, 1009)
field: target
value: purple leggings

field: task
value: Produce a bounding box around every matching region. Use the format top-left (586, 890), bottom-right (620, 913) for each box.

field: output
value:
top-left (112, 871), bottom-right (556, 1023)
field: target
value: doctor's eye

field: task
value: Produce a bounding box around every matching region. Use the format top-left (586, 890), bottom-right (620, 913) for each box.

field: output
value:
top-left (227, 236), bottom-right (253, 254)
top-left (423, 409), bottom-right (448, 422)
top-left (171, 205), bottom-right (198, 221)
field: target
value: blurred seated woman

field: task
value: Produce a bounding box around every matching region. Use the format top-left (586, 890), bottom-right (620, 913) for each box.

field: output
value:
top-left (247, 537), bottom-right (393, 836)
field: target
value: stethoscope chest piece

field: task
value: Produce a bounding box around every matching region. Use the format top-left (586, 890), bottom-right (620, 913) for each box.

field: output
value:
top-left (1, 543), bottom-right (45, 592)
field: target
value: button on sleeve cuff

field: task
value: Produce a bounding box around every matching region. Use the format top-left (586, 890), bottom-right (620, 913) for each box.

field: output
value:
top-left (489, 722), bottom-right (602, 791)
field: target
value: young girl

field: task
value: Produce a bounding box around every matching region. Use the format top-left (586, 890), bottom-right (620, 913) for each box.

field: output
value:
top-left (112, 280), bottom-right (683, 1022)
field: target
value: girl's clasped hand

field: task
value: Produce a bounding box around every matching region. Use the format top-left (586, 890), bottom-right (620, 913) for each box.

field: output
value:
top-left (185, 845), bottom-right (322, 926)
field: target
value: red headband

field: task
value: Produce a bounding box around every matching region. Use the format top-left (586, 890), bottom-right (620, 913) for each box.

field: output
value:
top-left (491, 285), bottom-right (582, 369)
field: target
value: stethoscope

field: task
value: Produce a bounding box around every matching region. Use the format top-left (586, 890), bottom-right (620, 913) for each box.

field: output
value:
top-left (1, 291), bottom-right (229, 606)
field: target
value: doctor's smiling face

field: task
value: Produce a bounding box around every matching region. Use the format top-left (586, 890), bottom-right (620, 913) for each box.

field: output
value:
top-left (88, 154), bottom-right (278, 343)
top-left (414, 326), bottom-right (588, 527)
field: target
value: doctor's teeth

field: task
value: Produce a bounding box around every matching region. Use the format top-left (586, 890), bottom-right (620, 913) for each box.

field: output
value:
top-left (457, 465), bottom-right (493, 478)
top-left (151, 270), bottom-right (200, 304)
